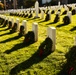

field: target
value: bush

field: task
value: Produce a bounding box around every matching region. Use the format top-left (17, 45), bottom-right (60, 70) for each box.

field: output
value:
top-left (63, 16), bottom-right (71, 24)
top-left (50, 0), bottom-right (57, 5)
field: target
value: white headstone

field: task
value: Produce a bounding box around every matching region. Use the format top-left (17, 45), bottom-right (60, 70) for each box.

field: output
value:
top-left (31, 10), bottom-right (33, 14)
top-left (58, 1), bottom-right (60, 7)
top-left (34, 1), bottom-right (39, 18)
top-left (22, 20), bottom-right (27, 34)
top-left (67, 11), bottom-right (72, 22)
top-left (47, 27), bottom-right (56, 51)
top-left (65, 6), bottom-right (69, 11)
top-left (11, 17), bottom-right (14, 26)
top-left (32, 22), bottom-right (38, 42)
top-left (41, 10), bottom-right (44, 19)
top-left (56, 11), bottom-right (60, 16)
top-left (16, 18), bottom-right (20, 31)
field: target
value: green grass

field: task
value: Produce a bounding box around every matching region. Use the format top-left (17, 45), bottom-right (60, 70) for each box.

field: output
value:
top-left (0, 9), bottom-right (76, 75)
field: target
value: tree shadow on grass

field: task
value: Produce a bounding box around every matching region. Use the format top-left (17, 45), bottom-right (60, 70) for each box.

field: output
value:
top-left (57, 46), bottom-right (76, 75)
top-left (56, 23), bottom-right (69, 28)
top-left (9, 49), bottom-right (52, 75)
top-left (0, 35), bottom-right (21, 43)
top-left (70, 26), bottom-right (76, 31)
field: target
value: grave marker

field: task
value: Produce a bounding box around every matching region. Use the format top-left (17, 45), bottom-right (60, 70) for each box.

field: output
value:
top-left (65, 6), bottom-right (69, 12)
top-left (58, 1), bottom-right (60, 7)
top-left (41, 10), bottom-right (44, 19)
top-left (47, 27), bottom-right (56, 51)
top-left (56, 11), bottom-right (60, 15)
top-left (34, 1), bottom-right (39, 18)
top-left (16, 18), bottom-right (20, 31)
top-left (22, 20), bottom-right (27, 34)
top-left (11, 17), bottom-right (14, 26)
top-left (32, 22), bottom-right (38, 42)
top-left (67, 11), bottom-right (72, 22)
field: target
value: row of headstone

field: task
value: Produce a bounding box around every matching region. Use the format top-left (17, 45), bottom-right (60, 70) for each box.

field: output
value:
top-left (9, 9), bottom-right (72, 24)
top-left (1, 1), bottom-right (74, 22)
top-left (0, 14), bottom-right (56, 52)
top-left (8, 6), bottom-right (75, 24)
top-left (0, 5), bottom-right (73, 25)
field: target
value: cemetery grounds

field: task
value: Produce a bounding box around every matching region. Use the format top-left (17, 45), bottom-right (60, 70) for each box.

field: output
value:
top-left (0, 7), bottom-right (76, 75)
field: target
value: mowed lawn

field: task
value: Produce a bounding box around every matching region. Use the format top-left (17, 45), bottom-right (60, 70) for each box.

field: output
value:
top-left (0, 8), bottom-right (76, 75)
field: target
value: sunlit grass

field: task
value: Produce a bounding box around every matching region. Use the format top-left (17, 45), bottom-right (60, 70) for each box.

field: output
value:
top-left (0, 8), bottom-right (76, 75)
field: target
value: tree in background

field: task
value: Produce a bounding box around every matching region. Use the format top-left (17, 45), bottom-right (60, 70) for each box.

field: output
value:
top-left (0, 2), bottom-right (4, 10)
top-left (23, 0), bottom-right (36, 8)
top-left (17, 0), bottom-right (36, 8)
top-left (17, 0), bottom-right (24, 8)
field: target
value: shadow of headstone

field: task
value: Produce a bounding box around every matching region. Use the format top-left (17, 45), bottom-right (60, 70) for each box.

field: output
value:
top-left (4, 38), bottom-right (35, 54)
top-left (56, 23), bottom-right (68, 27)
top-left (46, 22), bottom-right (56, 25)
top-left (57, 46), bottom-right (76, 75)
top-left (0, 35), bottom-right (21, 43)
top-left (4, 42), bottom-right (26, 54)
top-left (0, 32), bottom-right (12, 37)
top-left (0, 28), bottom-right (9, 32)
top-left (10, 48), bottom-right (52, 75)
top-left (70, 26), bottom-right (76, 31)
top-left (9, 37), bottom-right (53, 75)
